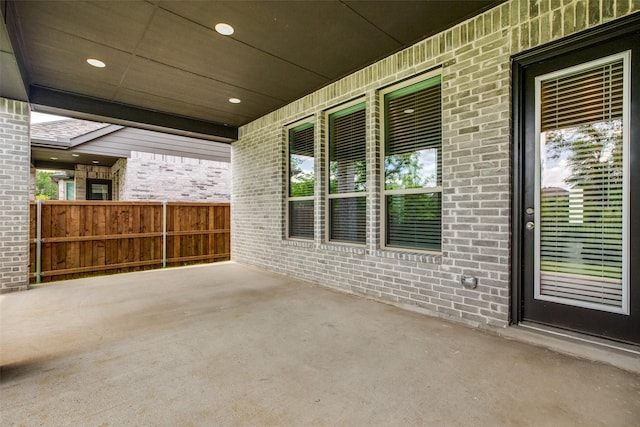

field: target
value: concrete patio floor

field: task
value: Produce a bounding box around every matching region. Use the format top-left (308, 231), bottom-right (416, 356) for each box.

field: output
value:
top-left (1, 262), bottom-right (639, 426)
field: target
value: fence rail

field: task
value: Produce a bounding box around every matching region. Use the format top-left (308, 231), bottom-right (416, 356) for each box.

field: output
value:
top-left (29, 201), bottom-right (230, 283)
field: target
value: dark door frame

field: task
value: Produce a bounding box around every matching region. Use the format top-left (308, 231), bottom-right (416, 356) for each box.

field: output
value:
top-left (510, 14), bottom-right (640, 327)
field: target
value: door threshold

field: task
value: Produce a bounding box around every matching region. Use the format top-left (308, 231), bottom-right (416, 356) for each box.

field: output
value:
top-left (498, 322), bottom-right (640, 374)
top-left (519, 322), bottom-right (640, 355)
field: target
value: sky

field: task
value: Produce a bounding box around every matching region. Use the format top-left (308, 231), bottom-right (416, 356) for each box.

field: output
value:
top-left (31, 112), bottom-right (71, 124)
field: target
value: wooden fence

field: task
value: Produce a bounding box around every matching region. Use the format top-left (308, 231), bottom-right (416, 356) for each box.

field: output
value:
top-left (29, 201), bottom-right (230, 284)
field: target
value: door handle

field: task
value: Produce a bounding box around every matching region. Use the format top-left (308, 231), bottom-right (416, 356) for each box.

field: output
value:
top-left (526, 221), bottom-right (535, 230)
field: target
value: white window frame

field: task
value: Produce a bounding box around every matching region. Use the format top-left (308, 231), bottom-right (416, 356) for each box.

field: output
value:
top-left (533, 51), bottom-right (630, 315)
top-left (379, 70), bottom-right (443, 254)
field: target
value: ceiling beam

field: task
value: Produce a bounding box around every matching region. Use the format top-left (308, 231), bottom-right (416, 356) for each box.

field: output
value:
top-left (29, 86), bottom-right (238, 142)
top-left (32, 160), bottom-right (78, 170)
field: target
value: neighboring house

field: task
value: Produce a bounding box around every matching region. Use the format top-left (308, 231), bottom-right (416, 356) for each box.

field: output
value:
top-left (30, 119), bottom-right (231, 202)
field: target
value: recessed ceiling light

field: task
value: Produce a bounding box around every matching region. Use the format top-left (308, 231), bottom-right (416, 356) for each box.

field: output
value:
top-left (92, 160), bottom-right (100, 164)
top-left (229, 98), bottom-right (241, 104)
top-left (50, 157), bottom-right (58, 160)
top-left (71, 153), bottom-right (80, 157)
top-left (87, 58), bottom-right (106, 68)
top-left (404, 108), bottom-right (415, 114)
top-left (215, 23), bottom-right (234, 36)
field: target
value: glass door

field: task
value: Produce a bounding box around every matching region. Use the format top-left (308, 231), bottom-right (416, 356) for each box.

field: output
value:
top-left (519, 31), bottom-right (639, 345)
top-left (535, 53), bottom-right (629, 315)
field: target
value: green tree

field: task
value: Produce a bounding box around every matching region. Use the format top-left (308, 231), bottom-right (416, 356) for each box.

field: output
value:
top-left (542, 121), bottom-right (623, 278)
top-left (329, 159), bottom-right (366, 194)
top-left (384, 152), bottom-right (437, 190)
top-left (385, 152), bottom-right (439, 221)
top-left (289, 155), bottom-right (314, 197)
top-left (36, 171), bottom-right (58, 200)
top-left (545, 121), bottom-right (623, 221)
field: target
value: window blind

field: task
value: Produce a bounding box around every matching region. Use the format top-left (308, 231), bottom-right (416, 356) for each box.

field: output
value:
top-left (289, 200), bottom-right (314, 239)
top-left (289, 124), bottom-right (315, 198)
top-left (538, 57), bottom-right (626, 310)
top-left (288, 123), bottom-right (314, 239)
top-left (386, 193), bottom-right (441, 250)
top-left (385, 79), bottom-right (442, 158)
top-left (383, 75), bottom-right (442, 251)
top-left (540, 60), bottom-right (623, 132)
top-left (328, 103), bottom-right (366, 244)
top-left (329, 104), bottom-right (366, 194)
top-left (330, 197), bottom-right (366, 243)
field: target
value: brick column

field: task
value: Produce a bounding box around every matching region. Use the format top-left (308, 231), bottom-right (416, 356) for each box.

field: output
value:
top-left (0, 98), bottom-right (30, 292)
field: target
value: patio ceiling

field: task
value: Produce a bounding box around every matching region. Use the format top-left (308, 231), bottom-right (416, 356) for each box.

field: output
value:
top-left (1, 0), bottom-right (501, 142)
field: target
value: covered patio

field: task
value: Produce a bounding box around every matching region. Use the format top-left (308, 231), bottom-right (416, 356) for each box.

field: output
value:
top-left (1, 262), bottom-right (638, 425)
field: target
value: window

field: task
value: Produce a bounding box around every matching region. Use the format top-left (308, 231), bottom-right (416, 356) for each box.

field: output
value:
top-left (381, 73), bottom-right (442, 251)
top-left (535, 52), bottom-right (629, 313)
top-left (287, 122), bottom-right (315, 239)
top-left (86, 179), bottom-right (112, 200)
top-left (327, 102), bottom-right (366, 244)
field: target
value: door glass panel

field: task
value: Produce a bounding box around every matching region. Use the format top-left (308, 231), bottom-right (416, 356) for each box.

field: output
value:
top-left (535, 53), bottom-right (629, 314)
top-left (66, 182), bottom-right (75, 200)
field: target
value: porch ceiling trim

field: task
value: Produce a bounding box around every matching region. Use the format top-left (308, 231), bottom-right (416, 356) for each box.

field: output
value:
top-left (29, 86), bottom-right (238, 143)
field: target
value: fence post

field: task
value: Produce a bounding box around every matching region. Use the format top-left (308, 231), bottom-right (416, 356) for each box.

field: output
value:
top-left (162, 201), bottom-right (167, 268)
top-left (35, 199), bottom-right (43, 284)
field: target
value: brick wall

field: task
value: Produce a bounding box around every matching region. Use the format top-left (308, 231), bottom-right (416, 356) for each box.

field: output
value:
top-left (232, 0), bottom-right (639, 329)
top-left (112, 158), bottom-right (127, 201)
top-left (118, 151), bottom-right (231, 202)
top-left (0, 99), bottom-right (30, 292)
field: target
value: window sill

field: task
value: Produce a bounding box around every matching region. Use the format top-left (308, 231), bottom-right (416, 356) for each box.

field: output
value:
top-left (371, 249), bottom-right (442, 264)
top-left (280, 240), bottom-right (442, 264)
top-left (318, 242), bottom-right (366, 255)
top-left (281, 239), bottom-right (315, 248)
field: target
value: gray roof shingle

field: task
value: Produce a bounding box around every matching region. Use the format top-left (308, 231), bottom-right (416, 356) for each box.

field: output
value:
top-left (31, 119), bottom-right (110, 141)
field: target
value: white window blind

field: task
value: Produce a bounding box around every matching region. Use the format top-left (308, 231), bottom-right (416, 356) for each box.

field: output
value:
top-left (383, 75), bottom-right (442, 251)
top-left (537, 55), bottom-right (628, 313)
top-left (328, 103), bottom-right (366, 244)
top-left (540, 60), bottom-right (624, 131)
top-left (288, 123), bottom-right (315, 239)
